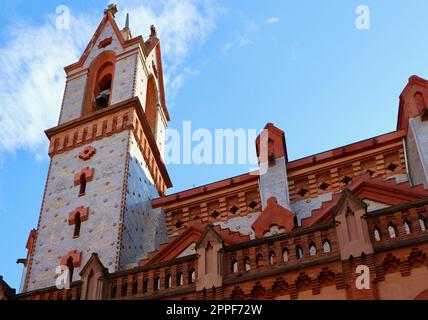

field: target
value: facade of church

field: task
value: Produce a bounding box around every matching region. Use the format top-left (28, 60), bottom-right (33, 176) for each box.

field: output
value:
top-left (1, 5), bottom-right (428, 300)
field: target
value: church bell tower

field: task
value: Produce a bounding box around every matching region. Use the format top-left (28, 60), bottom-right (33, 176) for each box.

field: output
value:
top-left (22, 4), bottom-right (172, 292)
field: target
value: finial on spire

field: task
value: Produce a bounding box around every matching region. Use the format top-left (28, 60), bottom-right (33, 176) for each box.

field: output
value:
top-left (125, 13), bottom-right (130, 29)
top-left (150, 25), bottom-right (157, 38)
top-left (105, 3), bottom-right (119, 18)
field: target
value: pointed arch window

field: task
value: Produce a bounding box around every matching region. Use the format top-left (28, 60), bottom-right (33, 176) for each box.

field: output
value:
top-left (165, 273), bottom-right (172, 289)
top-left (374, 227), bottom-right (381, 242)
top-left (269, 251), bottom-right (277, 265)
top-left (154, 276), bottom-right (161, 291)
top-left (145, 76), bottom-right (159, 137)
top-left (244, 256), bottom-right (251, 272)
top-left (282, 248), bottom-right (289, 262)
top-left (176, 271), bottom-right (184, 286)
top-left (388, 224), bottom-right (397, 239)
top-left (404, 219), bottom-right (411, 235)
top-left (142, 278), bottom-right (148, 293)
top-left (121, 280), bottom-right (128, 297)
top-left (296, 245), bottom-right (304, 260)
top-left (232, 259), bottom-right (239, 273)
top-left (323, 240), bottom-right (331, 253)
top-left (110, 283), bottom-right (117, 298)
top-left (66, 256), bottom-right (74, 284)
top-left (189, 268), bottom-right (196, 284)
top-left (419, 216), bottom-right (427, 232)
top-left (79, 173), bottom-right (87, 196)
top-left (309, 243), bottom-right (317, 256)
top-left (256, 253), bottom-right (264, 268)
top-left (132, 277), bottom-right (138, 295)
top-left (268, 138), bottom-right (276, 166)
top-left (73, 212), bottom-right (81, 238)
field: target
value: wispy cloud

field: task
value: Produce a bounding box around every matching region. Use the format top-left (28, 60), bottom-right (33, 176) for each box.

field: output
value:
top-left (221, 41), bottom-right (233, 53)
top-left (239, 35), bottom-right (253, 47)
top-left (222, 17), bottom-right (278, 53)
top-left (117, 0), bottom-right (223, 103)
top-left (266, 16), bottom-right (279, 24)
top-left (0, 13), bottom-right (95, 157)
top-left (0, 0), bottom-right (222, 158)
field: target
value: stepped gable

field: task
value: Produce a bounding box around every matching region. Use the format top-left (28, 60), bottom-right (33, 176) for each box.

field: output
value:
top-left (139, 221), bottom-right (250, 267)
top-left (301, 173), bottom-right (428, 227)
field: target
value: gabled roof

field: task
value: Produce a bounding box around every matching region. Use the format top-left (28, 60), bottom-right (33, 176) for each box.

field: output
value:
top-left (301, 174), bottom-right (428, 227)
top-left (139, 221), bottom-right (250, 267)
top-left (397, 75), bottom-right (428, 131)
top-left (79, 253), bottom-right (109, 277)
top-left (331, 188), bottom-right (367, 217)
top-left (64, 11), bottom-right (146, 74)
top-left (255, 122), bottom-right (288, 162)
top-left (64, 10), bottom-right (170, 122)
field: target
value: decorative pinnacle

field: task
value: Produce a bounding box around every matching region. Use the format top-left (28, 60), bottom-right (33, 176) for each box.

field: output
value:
top-left (125, 13), bottom-right (130, 29)
top-left (150, 24), bottom-right (157, 37)
top-left (105, 3), bottom-right (118, 17)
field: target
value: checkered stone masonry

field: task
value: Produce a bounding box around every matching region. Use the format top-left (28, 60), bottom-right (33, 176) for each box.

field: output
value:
top-left (407, 116), bottom-right (428, 188)
top-left (259, 156), bottom-right (291, 210)
top-left (119, 132), bottom-right (166, 269)
top-left (25, 131), bottom-right (130, 291)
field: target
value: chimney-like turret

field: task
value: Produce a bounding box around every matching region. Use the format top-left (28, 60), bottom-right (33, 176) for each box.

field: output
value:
top-left (256, 123), bottom-right (291, 210)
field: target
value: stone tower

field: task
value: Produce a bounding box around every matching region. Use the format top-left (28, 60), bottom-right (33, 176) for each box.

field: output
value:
top-left (22, 5), bottom-right (172, 292)
top-left (398, 75), bottom-right (428, 188)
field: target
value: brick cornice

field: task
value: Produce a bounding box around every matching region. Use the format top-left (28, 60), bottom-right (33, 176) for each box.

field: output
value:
top-left (152, 172), bottom-right (259, 208)
top-left (139, 285), bottom-right (196, 300)
top-left (109, 254), bottom-right (198, 279)
top-left (45, 97), bottom-right (135, 139)
top-left (287, 130), bottom-right (405, 173)
top-left (15, 281), bottom-right (83, 299)
top-left (44, 97), bottom-right (172, 192)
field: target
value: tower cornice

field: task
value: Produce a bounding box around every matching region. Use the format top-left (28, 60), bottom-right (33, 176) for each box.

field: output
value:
top-left (45, 97), bottom-right (172, 193)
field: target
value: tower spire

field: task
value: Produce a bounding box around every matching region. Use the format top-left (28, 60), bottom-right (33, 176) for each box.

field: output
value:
top-left (121, 12), bottom-right (132, 40)
top-left (125, 13), bottom-right (130, 29)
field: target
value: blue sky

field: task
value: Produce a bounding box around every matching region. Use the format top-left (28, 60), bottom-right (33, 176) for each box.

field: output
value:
top-left (2, 0), bottom-right (428, 290)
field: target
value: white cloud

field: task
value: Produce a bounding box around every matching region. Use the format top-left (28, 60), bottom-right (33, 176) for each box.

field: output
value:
top-left (221, 41), bottom-right (233, 53)
top-left (0, 13), bottom-right (95, 156)
top-left (239, 35), bottom-right (253, 47)
top-left (0, 0), bottom-right (221, 157)
top-left (266, 17), bottom-right (279, 24)
top-left (118, 0), bottom-right (222, 102)
top-left (222, 21), bottom-right (260, 52)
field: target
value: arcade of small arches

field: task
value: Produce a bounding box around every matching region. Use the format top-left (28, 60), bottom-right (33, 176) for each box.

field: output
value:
top-left (231, 240), bottom-right (332, 274)
top-left (373, 215), bottom-right (427, 242)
